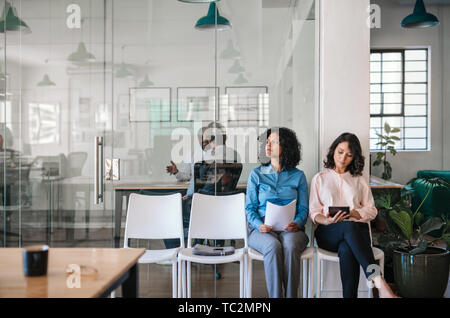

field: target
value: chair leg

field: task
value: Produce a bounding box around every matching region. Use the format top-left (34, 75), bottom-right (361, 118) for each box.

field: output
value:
top-left (247, 258), bottom-right (253, 298)
top-left (178, 259), bottom-right (182, 298)
top-left (172, 260), bottom-right (177, 298)
top-left (309, 258), bottom-right (314, 298)
top-left (302, 259), bottom-right (307, 298)
top-left (316, 258), bottom-right (321, 298)
top-left (187, 261), bottom-right (191, 298)
top-left (240, 260), bottom-right (244, 298)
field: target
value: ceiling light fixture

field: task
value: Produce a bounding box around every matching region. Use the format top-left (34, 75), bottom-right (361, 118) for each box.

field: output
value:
top-left (139, 74), bottom-right (154, 87)
top-left (234, 73), bottom-right (248, 85)
top-left (68, 42), bottom-right (96, 63)
top-left (401, 0), bottom-right (439, 28)
top-left (220, 39), bottom-right (240, 59)
top-left (228, 60), bottom-right (245, 73)
top-left (195, 2), bottom-right (231, 31)
top-left (0, 1), bottom-right (31, 33)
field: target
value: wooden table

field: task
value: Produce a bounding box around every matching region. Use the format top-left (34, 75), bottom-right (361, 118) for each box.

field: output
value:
top-left (0, 248), bottom-right (145, 298)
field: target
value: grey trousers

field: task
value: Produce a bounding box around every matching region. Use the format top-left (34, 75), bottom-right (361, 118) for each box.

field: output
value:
top-left (248, 226), bottom-right (309, 298)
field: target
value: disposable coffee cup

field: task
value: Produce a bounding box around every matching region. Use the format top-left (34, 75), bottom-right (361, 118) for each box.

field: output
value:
top-left (23, 245), bottom-right (49, 277)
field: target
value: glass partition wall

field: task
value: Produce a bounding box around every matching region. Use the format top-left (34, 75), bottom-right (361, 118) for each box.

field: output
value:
top-left (0, 0), bottom-right (318, 298)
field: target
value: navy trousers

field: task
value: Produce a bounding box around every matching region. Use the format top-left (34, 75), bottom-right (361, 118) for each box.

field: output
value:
top-left (315, 221), bottom-right (377, 298)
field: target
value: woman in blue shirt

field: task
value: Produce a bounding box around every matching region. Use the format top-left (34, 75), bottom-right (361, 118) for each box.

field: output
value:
top-left (246, 127), bottom-right (309, 298)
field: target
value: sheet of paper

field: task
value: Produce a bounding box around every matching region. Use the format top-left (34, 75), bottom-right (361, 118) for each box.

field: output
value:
top-left (264, 199), bottom-right (297, 232)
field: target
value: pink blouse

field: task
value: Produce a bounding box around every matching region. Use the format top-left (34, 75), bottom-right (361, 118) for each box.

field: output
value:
top-left (309, 169), bottom-right (378, 224)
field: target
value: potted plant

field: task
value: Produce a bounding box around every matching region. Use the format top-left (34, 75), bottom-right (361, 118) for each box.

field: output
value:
top-left (377, 177), bottom-right (450, 298)
top-left (372, 122), bottom-right (400, 181)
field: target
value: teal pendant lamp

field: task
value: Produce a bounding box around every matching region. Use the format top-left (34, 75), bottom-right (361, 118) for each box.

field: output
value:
top-left (228, 60), bottom-right (245, 73)
top-left (195, 2), bottom-right (231, 31)
top-left (0, 1), bottom-right (31, 33)
top-left (139, 75), bottom-right (154, 87)
top-left (401, 0), bottom-right (439, 28)
top-left (220, 39), bottom-right (240, 59)
top-left (37, 74), bottom-right (56, 87)
top-left (234, 73), bottom-right (248, 85)
top-left (68, 42), bottom-right (96, 63)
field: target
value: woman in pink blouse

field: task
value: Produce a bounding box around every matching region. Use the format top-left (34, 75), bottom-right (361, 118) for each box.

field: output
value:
top-left (309, 133), bottom-right (397, 298)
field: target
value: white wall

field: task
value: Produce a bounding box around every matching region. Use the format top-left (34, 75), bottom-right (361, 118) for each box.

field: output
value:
top-left (318, 0), bottom-right (372, 297)
top-left (370, 0), bottom-right (449, 184)
top-left (319, 0), bottom-right (371, 179)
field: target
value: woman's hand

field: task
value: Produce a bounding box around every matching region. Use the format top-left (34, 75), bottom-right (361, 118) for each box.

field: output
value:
top-left (316, 210), bottom-right (350, 225)
top-left (259, 224), bottom-right (273, 233)
top-left (285, 222), bottom-right (299, 232)
top-left (326, 210), bottom-right (350, 225)
top-left (349, 209), bottom-right (362, 220)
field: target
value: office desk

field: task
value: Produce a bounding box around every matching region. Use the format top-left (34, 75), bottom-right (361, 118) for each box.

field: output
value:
top-left (0, 247), bottom-right (145, 298)
top-left (113, 180), bottom-right (246, 248)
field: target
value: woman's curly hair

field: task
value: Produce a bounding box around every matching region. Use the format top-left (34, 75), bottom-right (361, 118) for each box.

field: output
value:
top-left (258, 127), bottom-right (302, 170)
top-left (324, 132), bottom-right (365, 176)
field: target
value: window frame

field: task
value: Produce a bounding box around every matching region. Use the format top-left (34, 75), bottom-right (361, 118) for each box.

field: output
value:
top-left (370, 48), bottom-right (429, 152)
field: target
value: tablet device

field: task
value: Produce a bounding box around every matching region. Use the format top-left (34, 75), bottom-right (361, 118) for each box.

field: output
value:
top-left (328, 206), bottom-right (350, 217)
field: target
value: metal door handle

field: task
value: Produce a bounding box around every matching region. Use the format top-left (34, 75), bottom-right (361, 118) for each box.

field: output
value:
top-left (94, 136), bottom-right (104, 204)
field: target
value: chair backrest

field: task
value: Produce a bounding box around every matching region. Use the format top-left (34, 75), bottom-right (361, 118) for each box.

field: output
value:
top-left (124, 193), bottom-right (184, 248)
top-left (66, 152), bottom-right (88, 177)
top-left (188, 192), bottom-right (247, 248)
top-left (193, 161), bottom-right (243, 195)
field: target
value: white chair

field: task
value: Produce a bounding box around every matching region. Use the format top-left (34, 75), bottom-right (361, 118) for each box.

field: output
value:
top-left (314, 222), bottom-right (384, 298)
top-left (245, 222), bottom-right (315, 298)
top-left (177, 193), bottom-right (248, 298)
top-left (123, 193), bottom-right (184, 298)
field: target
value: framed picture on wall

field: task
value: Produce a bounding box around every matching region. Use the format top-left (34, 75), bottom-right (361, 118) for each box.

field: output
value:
top-left (222, 86), bottom-right (269, 127)
top-left (28, 102), bottom-right (61, 145)
top-left (177, 87), bottom-right (219, 122)
top-left (129, 87), bottom-right (171, 122)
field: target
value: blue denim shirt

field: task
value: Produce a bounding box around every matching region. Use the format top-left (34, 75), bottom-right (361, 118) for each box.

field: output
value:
top-left (245, 164), bottom-right (309, 231)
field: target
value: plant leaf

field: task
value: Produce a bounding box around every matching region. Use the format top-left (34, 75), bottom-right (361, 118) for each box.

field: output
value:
top-left (414, 212), bottom-right (425, 227)
top-left (389, 210), bottom-right (413, 239)
top-left (410, 240), bottom-right (428, 255)
top-left (391, 128), bottom-right (401, 133)
top-left (418, 217), bottom-right (444, 237)
top-left (390, 136), bottom-right (401, 141)
top-left (384, 122), bottom-right (391, 134)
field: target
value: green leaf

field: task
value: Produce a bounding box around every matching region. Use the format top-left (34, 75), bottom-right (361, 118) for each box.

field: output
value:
top-left (410, 240), bottom-right (428, 255)
top-left (418, 217), bottom-right (444, 237)
top-left (373, 160), bottom-right (381, 167)
top-left (384, 122), bottom-right (391, 134)
top-left (376, 134), bottom-right (386, 140)
top-left (441, 233), bottom-right (450, 250)
top-left (389, 210), bottom-right (413, 239)
top-left (414, 212), bottom-right (425, 227)
top-left (391, 128), bottom-right (401, 133)
top-left (387, 140), bottom-right (395, 145)
top-left (390, 136), bottom-right (401, 141)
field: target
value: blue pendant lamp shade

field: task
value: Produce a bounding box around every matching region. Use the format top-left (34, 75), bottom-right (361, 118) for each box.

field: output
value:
top-left (401, 0), bottom-right (439, 28)
top-left (0, 1), bottom-right (31, 33)
top-left (195, 2), bottom-right (231, 30)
